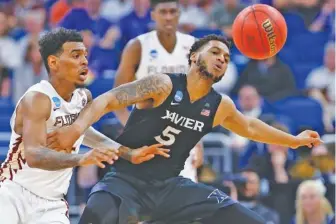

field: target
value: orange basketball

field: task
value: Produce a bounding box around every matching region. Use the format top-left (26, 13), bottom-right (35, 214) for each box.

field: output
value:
top-left (232, 4), bottom-right (287, 60)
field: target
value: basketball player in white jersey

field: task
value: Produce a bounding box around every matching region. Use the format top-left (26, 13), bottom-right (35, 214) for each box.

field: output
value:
top-left (114, 0), bottom-right (203, 182)
top-left (0, 28), bottom-right (169, 224)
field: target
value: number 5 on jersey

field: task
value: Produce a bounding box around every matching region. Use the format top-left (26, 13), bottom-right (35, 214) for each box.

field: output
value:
top-left (155, 126), bottom-right (181, 146)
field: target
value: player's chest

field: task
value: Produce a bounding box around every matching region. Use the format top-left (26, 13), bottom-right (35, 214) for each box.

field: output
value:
top-left (47, 106), bottom-right (83, 129)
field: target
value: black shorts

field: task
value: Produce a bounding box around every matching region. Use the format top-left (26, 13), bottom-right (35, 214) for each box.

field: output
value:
top-left (90, 172), bottom-right (237, 223)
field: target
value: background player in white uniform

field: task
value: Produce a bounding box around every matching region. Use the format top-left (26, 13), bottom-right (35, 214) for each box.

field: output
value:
top-left (114, 0), bottom-right (203, 182)
top-left (0, 28), bottom-right (169, 224)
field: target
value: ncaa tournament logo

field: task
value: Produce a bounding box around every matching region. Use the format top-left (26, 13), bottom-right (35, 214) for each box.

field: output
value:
top-left (52, 97), bottom-right (61, 111)
top-left (149, 49), bottom-right (158, 60)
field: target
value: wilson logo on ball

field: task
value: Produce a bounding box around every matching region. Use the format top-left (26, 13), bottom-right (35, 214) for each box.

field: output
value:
top-left (262, 19), bottom-right (276, 55)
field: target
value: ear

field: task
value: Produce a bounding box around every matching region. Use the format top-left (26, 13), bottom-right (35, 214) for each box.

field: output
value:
top-left (47, 55), bottom-right (58, 71)
top-left (151, 10), bottom-right (155, 21)
top-left (190, 52), bottom-right (197, 64)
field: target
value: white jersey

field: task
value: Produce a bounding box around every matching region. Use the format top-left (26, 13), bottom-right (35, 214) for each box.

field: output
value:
top-left (135, 30), bottom-right (196, 79)
top-left (0, 80), bottom-right (87, 200)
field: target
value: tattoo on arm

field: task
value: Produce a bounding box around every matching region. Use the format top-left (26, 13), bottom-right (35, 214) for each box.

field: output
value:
top-left (31, 148), bottom-right (82, 170)
top-left (113, 75), bottom-right (172, 108)
top-left (117, 146), bottom-right (132, 162)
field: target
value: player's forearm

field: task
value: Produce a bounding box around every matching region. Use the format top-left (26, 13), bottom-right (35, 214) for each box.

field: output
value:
top-left (26, 147), bottom-right (82, 171)
top-left (72, 93), bottom-right (114, 136)
top-left (83, 127), bottom-right (133, 162)
top-left (246, 117), bottom-right (297, 148)
top-left (117, 146), bottom-right (133, 162)
top-left (83, 127), bottom-right (121, 149)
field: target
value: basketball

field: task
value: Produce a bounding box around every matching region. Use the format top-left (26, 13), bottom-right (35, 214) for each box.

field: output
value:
top-left (232, 4), bottom-right (287, 60)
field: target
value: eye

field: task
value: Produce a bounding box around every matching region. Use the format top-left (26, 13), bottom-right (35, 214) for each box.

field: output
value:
top-left (73, 54), bottom-right (79, 59)
top-left (212, 51), bottom-right (218, 55)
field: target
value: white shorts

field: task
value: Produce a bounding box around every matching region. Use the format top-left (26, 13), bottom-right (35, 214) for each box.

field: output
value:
top-left (0, 180), bottom-right (69, 224)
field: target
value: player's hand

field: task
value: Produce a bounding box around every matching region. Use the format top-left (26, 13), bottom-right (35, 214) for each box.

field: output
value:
top-left (291, 130), bottom-right (323, 149)
top-left (79, 148), bottom-right (119, 168)
top-left (47, 126), bottom-right (80, 151)
top-left (129, 144), bottom-right (170, 164)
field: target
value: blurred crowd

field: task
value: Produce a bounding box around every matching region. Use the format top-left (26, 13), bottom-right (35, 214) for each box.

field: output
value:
top-left (0, 0), bottom-right (334, 223)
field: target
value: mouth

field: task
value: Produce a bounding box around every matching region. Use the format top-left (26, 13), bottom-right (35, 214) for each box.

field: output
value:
top-left (213, 64), bottom-right (223, 71)
top-left (164, 24), bottom-right (174, 29)
top-left (79, 68), bottom-right (88, 81)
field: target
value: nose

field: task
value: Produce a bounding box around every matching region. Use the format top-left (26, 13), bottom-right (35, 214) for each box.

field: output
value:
top-left (164, 12), bottom-right (174, 21)
top-left (81, 55), bottom-right (88, 66)
top-left (217, 54), bottom-right (225, 64)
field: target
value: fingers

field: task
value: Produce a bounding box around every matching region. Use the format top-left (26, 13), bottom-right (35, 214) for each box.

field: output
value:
top-left (304, 137), bottom-right (323, 148)
top-left (92, 149), bottom-right (119, 165)
top-left (97, 148), bottom-right (119, 162)
top-left (136, 154), bottom-right (155, 164)
top-left (154, 148), bottom-right (170, 158)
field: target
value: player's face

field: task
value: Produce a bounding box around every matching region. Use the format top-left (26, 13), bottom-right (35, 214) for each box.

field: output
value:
top-left (195, 40), bottom-right (230, 83)
top-left (50, 42), bottom-right (89, 87)
top-left (151, 2), bottom-right (180, 34)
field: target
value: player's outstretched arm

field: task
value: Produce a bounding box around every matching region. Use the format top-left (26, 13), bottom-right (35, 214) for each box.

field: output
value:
top-left (78, 127), bottom-right (170, 164)
top-left (215, 96), bottom-right (322, 149)
top-left (113, 38), bottom-right (141, 126)
top-left (72, 74), bottom-right (173, 138)
top-left (21, 92), bottom-right (117, 170)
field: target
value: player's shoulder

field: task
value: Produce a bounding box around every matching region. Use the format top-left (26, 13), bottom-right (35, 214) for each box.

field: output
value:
top-left (81, 88), bottom-right (92, 102)
top-left (136, 30), bottom-right (155, 43)
top-left (217, 94), bottom-right (236, 114)
top-left (20, 91), bottom-right (51, 117)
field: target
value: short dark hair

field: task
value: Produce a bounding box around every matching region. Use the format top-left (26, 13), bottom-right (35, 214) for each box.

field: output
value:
top-left (38, 27), bottom-right (83, 73)
top-left (150, 0), bottom-right (178, 8)
top-left (187, 34), bottom-right (231, 66)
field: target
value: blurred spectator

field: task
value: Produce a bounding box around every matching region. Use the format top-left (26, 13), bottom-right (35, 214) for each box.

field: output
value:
top-left (289, 143), bottom-right (335, 183)
top-left (0, 11), bottom-right (20, 96)
top-left (118, 0), bottom-right (152, 49)
top-left (208, 0), bottom-right (244, 37)
top-left (18, 7), bottom-right (46, 51)
top-left (100, 0), bottom-right (133, 23)
top-left (224, 169), bottom-right (280, 224)
top-left (49, 0), bottom-right (83, 28)
top-left (228, 85), bottom-right (263, 153)
top-left (309, 0), bottom-right (335, 41)
top-left (59, 0), bottom-right (112, 39)
top-left (179, 0), bottom-right (211, 32)
top-left (13, 39), bottom-right (48, 103)
top-left (241, 123), bottom-right (295, 184)
top-left (231, 56), bottom-right (297, 101)
top-left (293, 180), bottom-right (334, 224)
top-left (88, 26), bottom-right (121, 78)
top-left (306, 42), bottom-right (335, 133)
top-left (213, 62), bottom-right (238, 95)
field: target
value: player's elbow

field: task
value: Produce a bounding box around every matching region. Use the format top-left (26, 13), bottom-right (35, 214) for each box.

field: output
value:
top-left (246, 117), bottom-right (259, 139)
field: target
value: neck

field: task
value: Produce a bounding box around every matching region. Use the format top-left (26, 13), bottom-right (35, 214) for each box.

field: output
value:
top-left (305, 210), bottom-right (324, 224)
top-left (156, 31), bottom-right (177, 53)
top-left (49, 77), bottom-right (76, 102)
top-left (186, 67), bottom-right (213, 103)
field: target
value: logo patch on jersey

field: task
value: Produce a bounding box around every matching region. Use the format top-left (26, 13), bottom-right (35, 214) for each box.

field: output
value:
top-left (205, 103), bottom-right (210, 108)
top-left (52, 97), bottom-right (61, 110)
top-left (201, 109), bottom-right (210, 117)
top-left (149, 49), bottom-right (158, 59)
top-left (82, 98), bottom-right (86, 107)
top-left (207, 189), bottom-right (228, 204)
top-left (174, 91), bottom-right (183, 102)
